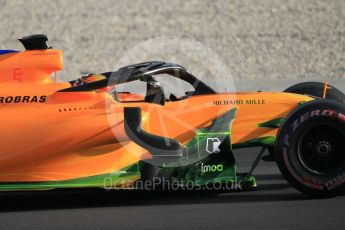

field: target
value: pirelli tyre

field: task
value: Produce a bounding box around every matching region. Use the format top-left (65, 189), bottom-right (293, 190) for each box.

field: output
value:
top-left (276, 100), bottom-right (345, 197)
top-left (264, 82), bottom-right (345, 161)
top-left (284, 82), bottom-right (345, 103)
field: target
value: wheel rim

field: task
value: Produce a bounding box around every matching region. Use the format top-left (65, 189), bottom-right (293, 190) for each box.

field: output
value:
top-left (297, 122), bottom-right (345, 176)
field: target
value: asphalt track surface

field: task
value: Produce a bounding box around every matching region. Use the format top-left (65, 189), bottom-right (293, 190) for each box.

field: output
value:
top-left (0, 148), bottom-right (344, 230)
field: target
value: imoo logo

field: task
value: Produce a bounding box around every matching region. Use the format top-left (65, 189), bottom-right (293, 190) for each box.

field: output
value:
top-left (201, 164), bottom-right (223, 173)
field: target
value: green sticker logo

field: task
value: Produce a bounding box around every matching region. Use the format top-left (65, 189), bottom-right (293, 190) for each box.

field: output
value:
top-left (201, 164), bottom-right (223, 173)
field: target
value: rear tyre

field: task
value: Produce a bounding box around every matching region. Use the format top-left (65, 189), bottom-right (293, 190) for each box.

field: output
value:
top-left (276, 100), bottom-right (345, 197)
top-left (284, 82), bottom-right (345, 103)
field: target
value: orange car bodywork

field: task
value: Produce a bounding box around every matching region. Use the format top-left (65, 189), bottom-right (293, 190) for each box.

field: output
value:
top-left (0, 49), bottom-right (312, 188)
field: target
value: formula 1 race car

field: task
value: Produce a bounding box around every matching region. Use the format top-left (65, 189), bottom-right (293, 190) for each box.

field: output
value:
top-left (1, 35), bottom-right (345, 197)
